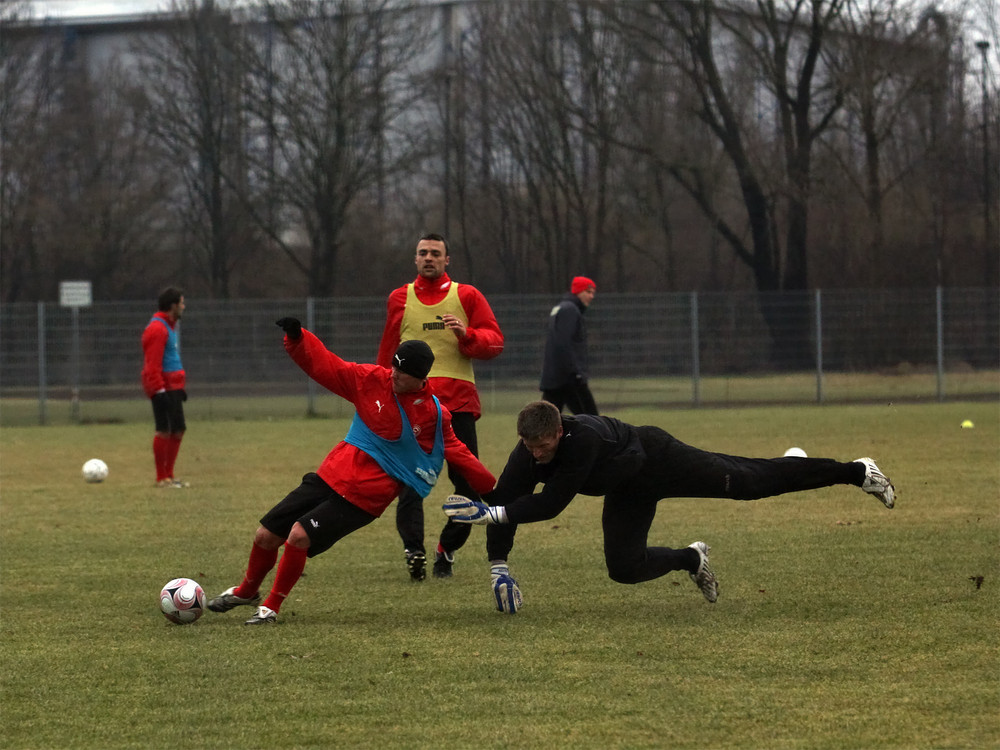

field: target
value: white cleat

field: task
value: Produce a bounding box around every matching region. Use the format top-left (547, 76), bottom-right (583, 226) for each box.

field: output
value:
top-left (855, 457), bottom-right (895, 509)
top-left (688, 541), bottom-right (718, 603)
top-left (244, 605), bottom-right (277, 625)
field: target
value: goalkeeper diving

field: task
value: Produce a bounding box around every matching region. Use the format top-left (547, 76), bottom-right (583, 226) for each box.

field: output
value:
top-left (447, 400), bottom-right (895, 613)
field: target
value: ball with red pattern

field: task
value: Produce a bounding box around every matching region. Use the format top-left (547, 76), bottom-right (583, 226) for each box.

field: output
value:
top-left (159, 578), bottom-right (206, 624)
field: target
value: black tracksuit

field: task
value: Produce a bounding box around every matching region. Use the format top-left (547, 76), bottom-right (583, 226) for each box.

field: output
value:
top-left (539, 294), bottom-right (598, 415)
top-left (485, 415), bottom-right (865, 583)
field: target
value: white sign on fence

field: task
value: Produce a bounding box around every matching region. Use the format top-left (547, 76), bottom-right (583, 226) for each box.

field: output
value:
top-left (59, 281), bottom-right (92, 307)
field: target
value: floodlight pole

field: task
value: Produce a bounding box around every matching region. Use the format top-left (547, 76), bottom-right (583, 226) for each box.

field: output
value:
top-left (976, 41), bottom-right (993, 256)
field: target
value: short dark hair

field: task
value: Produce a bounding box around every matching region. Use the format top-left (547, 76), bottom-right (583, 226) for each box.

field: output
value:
top-left (158, 287), bottom-right (184, 311)
top-left (517, 400), bottom-right (562, 441)
top-left (419, 232), bottom-right (449, 256)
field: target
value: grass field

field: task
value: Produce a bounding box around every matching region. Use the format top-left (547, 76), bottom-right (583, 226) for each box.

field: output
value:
top-left (2, 370), bottom-right (997, 428)
top-left (1, 400), bottom-right (997, 749)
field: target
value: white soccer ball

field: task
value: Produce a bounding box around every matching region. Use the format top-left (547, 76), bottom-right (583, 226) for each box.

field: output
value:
top-left (82, 458), bottom-right (109, 483)
top-left (783, 447), bottom-right (807, 458)
top-left (159, 578), bottom-right (206, 624)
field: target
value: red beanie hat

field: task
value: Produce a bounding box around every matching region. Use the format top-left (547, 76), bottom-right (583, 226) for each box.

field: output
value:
top-left (571, 276), bottom-right (596, 295)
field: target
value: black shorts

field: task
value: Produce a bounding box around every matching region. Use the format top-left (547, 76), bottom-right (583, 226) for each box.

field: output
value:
top-left (151, 390), bottom-right (186, 433)
top-left (260, 472), bottom-right (377, 557)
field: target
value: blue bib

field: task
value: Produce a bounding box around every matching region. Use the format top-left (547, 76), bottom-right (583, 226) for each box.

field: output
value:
top-left (344, 396), bottom-right (445, 498)
top-left (151, 317), bottom-right (183, 373)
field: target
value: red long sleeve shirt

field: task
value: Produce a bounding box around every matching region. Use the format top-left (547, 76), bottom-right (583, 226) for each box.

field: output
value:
top-left (287, 329), bottom-right (496, 517)
top-left (140, 311), bottom-right (186, 397)
top-left (376, 272), bottom-right (504, 419)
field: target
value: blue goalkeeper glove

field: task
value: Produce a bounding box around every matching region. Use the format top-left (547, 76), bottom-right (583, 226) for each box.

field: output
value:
top-left (442, 495), bottom-right (508, 524)
top-left (490, 563), bottom-right (522, 614)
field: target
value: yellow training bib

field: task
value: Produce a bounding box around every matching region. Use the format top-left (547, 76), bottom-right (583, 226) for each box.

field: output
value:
top-left (400, 283), bottom-right (475, 383)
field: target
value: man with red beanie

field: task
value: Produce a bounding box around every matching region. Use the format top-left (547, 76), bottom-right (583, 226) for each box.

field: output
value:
top-left (540, 276), bottom-right (598, 415)
top-left (377, 233), bottom-right (504, 581)
top-left (207, 318), bottom-right (496, 625)
top-left (141, 287), bottom-right (188, 488)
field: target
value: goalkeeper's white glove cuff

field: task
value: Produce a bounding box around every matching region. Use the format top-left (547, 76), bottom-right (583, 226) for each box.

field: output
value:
top-left (486, 505), bottom-right (508, 524)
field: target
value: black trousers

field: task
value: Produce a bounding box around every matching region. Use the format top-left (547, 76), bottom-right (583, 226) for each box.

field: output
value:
top-left (395, 411), bottom-right (480, 555)
top-left (542, 381), bottom-right (598, 416)
top-left (489, 425), bottom-right (864, 582)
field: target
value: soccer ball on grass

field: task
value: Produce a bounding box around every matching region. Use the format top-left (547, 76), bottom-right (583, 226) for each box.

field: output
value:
top-left (82, 458), bottom-right (109, 483)
top-left (159, 578), bottom-right (206, 624)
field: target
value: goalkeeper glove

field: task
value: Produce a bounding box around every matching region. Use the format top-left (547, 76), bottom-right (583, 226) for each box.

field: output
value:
top-left (490, 563), bottom-right (522, 614)
top-left (442, 495), bottom-right (508, 524)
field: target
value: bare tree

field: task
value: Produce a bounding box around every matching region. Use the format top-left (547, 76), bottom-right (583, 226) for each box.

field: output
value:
top-left (2, 19), bottom-right (164, 302)
top-left (49, 60), bottom-right (170, 299)
top-left (813, 3), bottom-right (966, 288)
top-left (613, 1), bottom-right (855, 295)
top-left (133, 0), bottom-right (261, 298)
top-left (3, 0), bottom-right (994, 304)
top-left (450, 2), bottom-right (635, 292)
top-left (0, 24), bottom-right (60, 302)
top-left (239, 0), bottom-right (432, 297)
top-left (590, 1), bottom-right (857, 363)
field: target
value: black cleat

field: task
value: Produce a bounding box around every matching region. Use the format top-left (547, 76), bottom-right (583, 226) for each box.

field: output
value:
top-left (207, 586), bottom-right (261, 613)
top-left (405, 549), bottom-right (426, 582)
top-left (432, 550), bottom-right (455, 579)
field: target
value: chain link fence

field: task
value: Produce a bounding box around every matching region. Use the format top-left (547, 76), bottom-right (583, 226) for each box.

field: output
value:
top-left (1, 288), bottom-right (996, 425)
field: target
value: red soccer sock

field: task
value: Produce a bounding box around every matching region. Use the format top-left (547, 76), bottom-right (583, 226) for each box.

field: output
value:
top-left (165, 434), bottom-right (183, 478)
top-left (262, 543), bottom-right (308, 613)
top-left (153, 435), bottom-right (170, 481)
top-left (234, 541), bottom-right (280, 599)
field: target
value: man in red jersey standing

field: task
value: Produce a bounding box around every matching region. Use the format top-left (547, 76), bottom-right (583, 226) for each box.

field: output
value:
top-left (376, 233), bottom-right (504, 581)
top-left (141, 287), bottom-right (189, 488)
top-left (208, 318), bottom-right (496, 625)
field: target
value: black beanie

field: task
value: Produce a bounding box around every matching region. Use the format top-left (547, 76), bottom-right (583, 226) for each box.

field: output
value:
top-left (393, 340), bottom-right (434, 380)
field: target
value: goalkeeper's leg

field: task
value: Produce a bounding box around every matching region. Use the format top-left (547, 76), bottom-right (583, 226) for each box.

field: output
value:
top-left (601, 494), bottom-right (699, 584)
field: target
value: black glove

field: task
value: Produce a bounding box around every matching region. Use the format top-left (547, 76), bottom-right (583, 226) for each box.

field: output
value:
top-left (573, 373), bottom-right (587, 385)
top-left (179, 389), bottom-right (188, 402)
top-left (276, 317), bottom-right (302, 340)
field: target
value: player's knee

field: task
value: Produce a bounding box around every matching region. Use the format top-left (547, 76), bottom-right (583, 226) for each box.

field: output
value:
top-left (606, 560), bottom-right (643, 584)
top-left (253, 525), bottom-right (284, 550)
top-left (287, 522), bottom-right (312, 550)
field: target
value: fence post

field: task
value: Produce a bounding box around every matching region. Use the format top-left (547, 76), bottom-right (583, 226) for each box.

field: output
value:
top-left (306, 297), bottom-right (317, 415)
top-left (690, 291), bottom-right (701, 406)
top-left (815, 289), bottom-right (824, 404)
top-left (70, 306), bottom-right (81, 423)
top-left (37, 301), bottom-right (47, 426)
top-left (936, 286), bottom-right (945, 401)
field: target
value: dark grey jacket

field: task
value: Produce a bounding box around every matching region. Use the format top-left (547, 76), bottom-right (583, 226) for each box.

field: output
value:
top-left (540, 293), bottom-right (589, 389)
